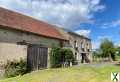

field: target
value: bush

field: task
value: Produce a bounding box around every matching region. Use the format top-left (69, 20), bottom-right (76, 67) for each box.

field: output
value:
top-left (61, 48), bottom-right (74, 63)
top-left (50, 47), bottom-right (75, 68)
top-left (4, 59), bottom-right (27, 78)
top-left (50, 46), bottom-right (62, 68)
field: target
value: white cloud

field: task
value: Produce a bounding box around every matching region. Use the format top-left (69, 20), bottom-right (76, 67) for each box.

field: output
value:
top-left (115, 43), bottom-right (120, 47)
top-left (97, 35), bottom-right (112, 40)
top-left (75, 29), bottom-right (91, 37)
top-left (111, 20), bottom-right (120, 27)
top-left (0, 0), bottom-right (105, 29)
top-left (100, 19), bottom-right (120, 29)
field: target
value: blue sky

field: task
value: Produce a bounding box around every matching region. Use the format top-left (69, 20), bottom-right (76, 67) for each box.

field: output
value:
top-left (0, 0), bottom-right (120, 49)
top-left (88, 0), bottom-right (120, 49)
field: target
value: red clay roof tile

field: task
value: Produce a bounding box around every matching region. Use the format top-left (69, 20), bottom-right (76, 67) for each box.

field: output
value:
top-left (0, 7), bottom-right (65, 40)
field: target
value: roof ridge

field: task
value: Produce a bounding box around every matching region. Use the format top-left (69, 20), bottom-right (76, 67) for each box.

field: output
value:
top-left (0, 7), bottom-right (65, 40)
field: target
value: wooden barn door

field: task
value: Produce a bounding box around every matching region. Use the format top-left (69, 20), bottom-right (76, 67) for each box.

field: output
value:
top-left (27, 44), bottom-right (48, 71)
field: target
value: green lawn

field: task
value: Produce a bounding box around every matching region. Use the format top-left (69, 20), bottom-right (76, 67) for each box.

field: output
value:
top-left (0, 64), bottom-right (120, 82)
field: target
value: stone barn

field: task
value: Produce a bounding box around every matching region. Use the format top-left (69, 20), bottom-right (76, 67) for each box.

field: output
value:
top-left (0, 7), bottom-right (66, 70)
top-left (0, 7), bottom-right (92, 72)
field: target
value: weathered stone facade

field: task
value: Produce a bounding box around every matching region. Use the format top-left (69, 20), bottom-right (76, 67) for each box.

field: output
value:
top-left (0, 28), bottom-right (61, 47)
top-left (56, 28), bottom-right (92, 63)
top-left (66, 32), bottom-right (92, 63)
top-left (0, 27), bottom-right (92, 66)
top-left (0, 27), bottom-right (62, 65)
top-left (0, 7), bottom-right (92, 77)
top-left (0, 7), bottom-right (92, 69)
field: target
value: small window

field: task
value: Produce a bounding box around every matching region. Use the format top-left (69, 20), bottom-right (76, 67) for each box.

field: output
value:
top-left (87, 49), bottom-right (90, 52)
top-left (74, 40), bottom-right (77, 48)
top-left (87, 43), bottom-right (89, 48)
top-left (75, 52), bottom-right (77, 59)
top-left (82, 48), bottom-right (84, 51)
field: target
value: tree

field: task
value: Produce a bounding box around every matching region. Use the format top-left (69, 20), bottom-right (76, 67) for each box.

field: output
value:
top-left (100, 39), bottom-right (116, 61)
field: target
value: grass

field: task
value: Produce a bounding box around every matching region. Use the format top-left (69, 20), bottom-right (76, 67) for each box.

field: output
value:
top-left (0, 64), bottom-right (120, 82)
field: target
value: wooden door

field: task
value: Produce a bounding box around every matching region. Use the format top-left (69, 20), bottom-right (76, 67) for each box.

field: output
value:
top-left (27, 44), bottom-right (48, 71)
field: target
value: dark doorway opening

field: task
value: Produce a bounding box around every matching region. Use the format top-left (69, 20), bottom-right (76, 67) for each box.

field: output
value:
top-left (81, 53), bottom-right (90, 63)
top-left (27, 44), bottom-right (48, 71)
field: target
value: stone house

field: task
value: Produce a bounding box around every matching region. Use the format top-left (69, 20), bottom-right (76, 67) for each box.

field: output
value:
top-left (56, 28), bottom-right (92, 63)
top-left (0, 7), bottom-right (92, 71)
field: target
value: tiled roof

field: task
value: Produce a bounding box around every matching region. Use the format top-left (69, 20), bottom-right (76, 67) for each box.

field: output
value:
top-left (0, 7), bottom-right (65, 40)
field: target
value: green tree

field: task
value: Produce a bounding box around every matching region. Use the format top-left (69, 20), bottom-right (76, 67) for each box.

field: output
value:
top-left (100, 39), bottom-right (116, 61)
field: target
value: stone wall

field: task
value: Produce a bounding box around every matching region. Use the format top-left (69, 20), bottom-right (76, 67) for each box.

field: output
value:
top-left (0, 27), bottom-right (61, 65)
top-left (67, 33), bottom-right (92, 62)
top-left (53, 28), bottom-right (92, 63)
top-left (0, 28), bottom-right (60, 47)
top-left (0, 42), bottom-right (27, 65)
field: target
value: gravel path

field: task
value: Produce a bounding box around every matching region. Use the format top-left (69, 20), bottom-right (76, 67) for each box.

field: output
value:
top-left (76, 61), bottom-right (120, 68)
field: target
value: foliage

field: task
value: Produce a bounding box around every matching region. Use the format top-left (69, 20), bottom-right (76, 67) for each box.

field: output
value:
top-left (92, 39), bottom-right (119, 62)
top-left (50, 46), bottom-right (62, 68)
top-left (50, 46), bottom-right (74, 68)
top-left (4, 59), bottom-right (27, 78)
top-left (61, 48), bottom-right (74, 63)
top-left (100, 39), bottom-right (116, 61)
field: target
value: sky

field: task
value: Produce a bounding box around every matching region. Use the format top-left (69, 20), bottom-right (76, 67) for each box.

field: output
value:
top-left (0, 0), bottom-right (120, 49)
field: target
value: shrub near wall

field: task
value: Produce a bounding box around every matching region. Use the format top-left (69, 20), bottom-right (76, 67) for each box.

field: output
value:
top-left (50, 47), bottom-right (62, 68)
top-left (61, 48), bottom-right (74, 64)
top-left (4, 59), bottom-right (27, 78)
top-left (50, 47), bottom-right (74, 68)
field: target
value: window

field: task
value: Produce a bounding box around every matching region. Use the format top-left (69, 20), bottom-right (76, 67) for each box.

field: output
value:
top-left (82, 48), bottom-right (84, 51)
top-left (75, 52), bottom-right (77, 59)
top-left (81, 42), bottom-right (84, 48)
top-left (74, 40), bottom-right (77, 48)
top-left (87, 43), bottom-right (89, 48)
top-left (87, 49), bottom-right (90, 52)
